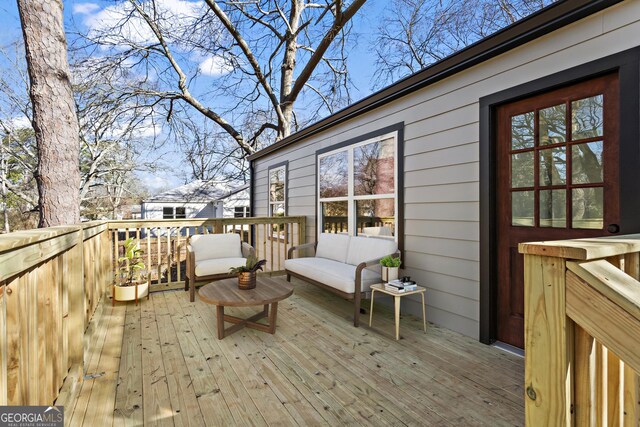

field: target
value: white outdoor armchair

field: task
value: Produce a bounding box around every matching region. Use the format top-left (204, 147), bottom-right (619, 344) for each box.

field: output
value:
top-left (185, 233), bottom-right (255, 301)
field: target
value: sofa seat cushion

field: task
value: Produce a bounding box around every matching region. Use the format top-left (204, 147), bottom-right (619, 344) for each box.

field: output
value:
top-left (285, 257), bottom-right (381, 294)
top-left (195, 257), bottom-right (247, 277)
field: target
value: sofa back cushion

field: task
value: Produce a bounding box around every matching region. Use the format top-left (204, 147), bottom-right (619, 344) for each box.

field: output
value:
top-left (190, 233), bottom-right (242, 262)
top-left (346, 236), bottom-right (397, 266)
top-left (315, 233), bottom-right (350, 263)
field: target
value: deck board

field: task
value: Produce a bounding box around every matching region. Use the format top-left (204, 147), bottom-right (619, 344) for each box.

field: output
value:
top-left (65, 278), bottom-right (524, 426)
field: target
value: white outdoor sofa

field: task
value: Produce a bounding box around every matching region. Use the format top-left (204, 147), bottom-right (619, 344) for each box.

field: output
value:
top-left (285, 233), bottom-right (399, 326)
top-left (185, 233), bottom-right (255, 302)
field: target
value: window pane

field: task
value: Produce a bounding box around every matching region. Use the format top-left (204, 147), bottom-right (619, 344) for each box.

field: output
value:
top-left (162, 207), bottom-right (173, 219)
top-left (270, 203), bottom-right (285, 217)
top-left (539, 146), bottom-right (566, 186)
top-left (511, 112), bottom-right (535, 150)
top-left (572, 95), bottom-right (603, 140)
top-left (175, 207), bottom-right (186, 219)
top-left (321, 201), bottom-right (348, 234)
top-left (512, 191), bottom-right (534, 227)
top-left (572, 188), bottom-right (603, 229)
top-left (269, 168), bottom-right (285, 203)
top-left (539, 104), bottom-right (566, 145)
top-left (234, 206), bottom-right (248, 218)
top-left (319, 151), bottom-right (348, 198)
top-left (540, 190), bottom-right (566, 228)
top-left (511, 151), bottom-right (534, 188)
top-left (356, 199), bottom-right (395, 238)
top-left (572, 141), bottom-right (603, 184)
top-left (354, 138), bottom-right (395, 196)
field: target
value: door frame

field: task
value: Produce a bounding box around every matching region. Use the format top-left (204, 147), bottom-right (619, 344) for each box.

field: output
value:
top-left (479, 47), bottom-right (640, 345)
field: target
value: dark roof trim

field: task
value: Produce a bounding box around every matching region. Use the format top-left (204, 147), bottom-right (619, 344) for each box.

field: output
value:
top-left (249, 0), bottom-right (623, 161)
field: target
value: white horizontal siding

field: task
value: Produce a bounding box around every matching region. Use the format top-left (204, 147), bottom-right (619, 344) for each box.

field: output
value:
top-left (252, 2), bottom-right (640, 339)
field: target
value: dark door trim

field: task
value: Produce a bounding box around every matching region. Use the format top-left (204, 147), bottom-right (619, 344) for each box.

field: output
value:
top-left (479, 47), bottom-right (640, 345)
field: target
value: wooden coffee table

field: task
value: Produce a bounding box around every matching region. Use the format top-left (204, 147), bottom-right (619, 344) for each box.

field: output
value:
top-left (198, 276), bottom-right (294, 339)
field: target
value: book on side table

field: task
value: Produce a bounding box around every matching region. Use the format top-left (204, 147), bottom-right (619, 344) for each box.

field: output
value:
top-left (385, 279), bottom-right (418, 293)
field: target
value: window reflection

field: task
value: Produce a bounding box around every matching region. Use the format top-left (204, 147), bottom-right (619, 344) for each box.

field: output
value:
top-left (356, 199), bottom-right (395, 238)
top-left (539, 104), bottom-right (566, 145)
top-left (572, 95), bottom-right (603, 140)
top-left (511, 112), bottom-right (535, 150)
top-left (354, 138), bottom-right (395, 196)
top-left (321, 201), bottom-right (348, 233)
top-left (319, 151), bottom-right (348, 198)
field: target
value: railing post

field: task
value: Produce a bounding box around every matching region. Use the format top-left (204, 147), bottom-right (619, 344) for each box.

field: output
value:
top-left (68, 229), bottom-right (84, 367)
top-left (524, 254), bottom-right (573, 426)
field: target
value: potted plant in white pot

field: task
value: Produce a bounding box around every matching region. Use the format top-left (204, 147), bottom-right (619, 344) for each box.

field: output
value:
top-left (114, 237), bottom-right (148, 305)
top-left (380, 255), bottom-right (401, 282)
top-left (229, 256), bottom-right (267, 290)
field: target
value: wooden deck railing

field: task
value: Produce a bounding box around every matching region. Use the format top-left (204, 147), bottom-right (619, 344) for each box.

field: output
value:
top-left (0, 221), bottom-right (111, 407)
top-left (520, 235), bottom-right (640, 426)
top-left (0, 216), bottom-right (305, 408)
top-left (109, 216), bottom-right (306, 292)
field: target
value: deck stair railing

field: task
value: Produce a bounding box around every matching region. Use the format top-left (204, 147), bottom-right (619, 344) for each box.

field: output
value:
top-left (0, 216), bottom-right (305, 408)
top-left (520, 235), bottom-right (640, 426)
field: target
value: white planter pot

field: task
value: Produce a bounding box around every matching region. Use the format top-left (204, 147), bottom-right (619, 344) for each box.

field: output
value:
top-left (382, 266), bottom-right (400, 282)
top-left (387, 267), bottom-right (399, 281)
top-left (113, 282), bottom-right (149, 303)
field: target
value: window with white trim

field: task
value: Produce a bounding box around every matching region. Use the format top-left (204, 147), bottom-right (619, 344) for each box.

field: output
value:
top-left (317, 132), bottom-right (398, 240)
top-left (162, 206), bottom-right (186, 219)
top-left (268, 165), bottom-right (286, 217)
top-left (234, 206), bottom-right (250, 217)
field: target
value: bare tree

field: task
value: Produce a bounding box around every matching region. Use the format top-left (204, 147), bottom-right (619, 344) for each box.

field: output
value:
top-left (78, 0), bottom-right (367, 162)
top-left (0, 41), bottom-right (158, 228)
top-left (17, 0), bottom-right (81, 227)
top-left (372, 0), bottom-right (553, 87)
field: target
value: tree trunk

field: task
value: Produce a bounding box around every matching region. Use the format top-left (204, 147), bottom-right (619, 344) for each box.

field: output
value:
top-left (17, 0), bottom-right (81, 227)
top-left (279, 0), bottom-right (303, 140)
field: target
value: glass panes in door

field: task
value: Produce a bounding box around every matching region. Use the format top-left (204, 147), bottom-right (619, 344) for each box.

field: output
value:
top-left (509, 92), bottom-right (606, 229)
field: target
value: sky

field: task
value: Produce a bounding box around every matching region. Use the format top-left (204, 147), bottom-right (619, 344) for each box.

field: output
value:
top-left (0, 0), bottom-right (389, 193)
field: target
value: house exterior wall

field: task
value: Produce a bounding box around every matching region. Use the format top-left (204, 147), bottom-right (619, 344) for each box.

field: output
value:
top-left (251, 1), bottom-right (640, 339)
top-left (221, 188), bottom-right (251, 217)
top-left (141, 201), bottom-right (217, 219)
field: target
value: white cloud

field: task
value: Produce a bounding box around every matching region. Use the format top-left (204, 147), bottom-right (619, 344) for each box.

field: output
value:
top-left (7, 116), bottom-right (32, 131)
top-left (198, 56), bottom-right (233, 77)
top-left (73, 3), bottom-right (101, 15)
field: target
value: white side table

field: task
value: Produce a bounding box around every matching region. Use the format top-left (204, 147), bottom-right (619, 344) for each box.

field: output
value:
top-left (369, 284), bottom-right (427, 340)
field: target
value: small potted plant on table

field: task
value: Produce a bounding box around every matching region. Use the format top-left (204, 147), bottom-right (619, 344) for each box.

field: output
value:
top-left (114, 237), bottom-right (148, 305)
top-left (380, 255), bottom-right (401, 282)
top-left (230, 256), bottom-right (267, 290)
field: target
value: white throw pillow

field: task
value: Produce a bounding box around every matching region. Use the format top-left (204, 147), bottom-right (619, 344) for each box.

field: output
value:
top-left (346, 236), bottom-right (397, 266)
top-left (190, 234), bottom-right (243, 262)
top-left (315, 233), bottom-right (350, 263)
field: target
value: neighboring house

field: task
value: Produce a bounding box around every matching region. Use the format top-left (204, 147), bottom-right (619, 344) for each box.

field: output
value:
top-left (249, 0), bottom-right (640, 350)
top-left (141, 180), bottom-right (250, 220)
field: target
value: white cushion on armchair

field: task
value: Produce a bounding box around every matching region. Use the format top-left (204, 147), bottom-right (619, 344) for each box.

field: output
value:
top-left (190, 234), bottom-right (243, 261)
top-left (195, 258), bottom-right (247, 276)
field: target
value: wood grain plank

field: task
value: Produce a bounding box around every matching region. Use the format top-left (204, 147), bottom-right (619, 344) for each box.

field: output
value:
top-left (113, 302), bottom-right (143, 426)
top-left (82, 303), bottom-right (127, 427)
top-left (167, 291), bottom-right (249, 426)
top-left (0, 284), bottom-right (6, 405)
top-left (68, 303), bottom-right (114, 427)
top-left (140, 295), bottom-right (174, 426)
top-left (524, 254), bottom-right (569, 426)
top-left (153, 292), bottom-right (205, 427)
top-left (566, 270), bottom-right (640, 373)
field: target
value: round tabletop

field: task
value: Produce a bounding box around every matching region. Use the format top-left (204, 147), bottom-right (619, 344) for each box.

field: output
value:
top-left (198, 276), bottom-right (294, 307)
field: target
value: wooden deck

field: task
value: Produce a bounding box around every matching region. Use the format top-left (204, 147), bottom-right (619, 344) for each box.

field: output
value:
top-left (66, 277), bottom-right (524, 426)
